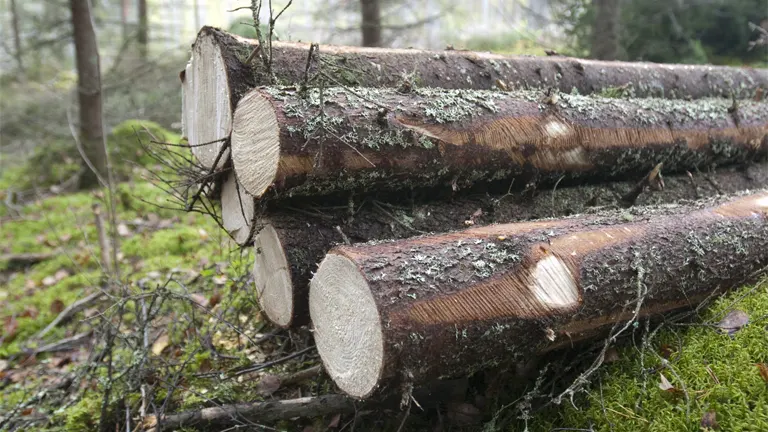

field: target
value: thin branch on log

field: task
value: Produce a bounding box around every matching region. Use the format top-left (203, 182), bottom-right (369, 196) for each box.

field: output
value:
top-left (247, 163), bottom-right (768, 327)
top-left (309, 192), bottom-right (768, 398)
top-left (621, 162), bottom-right (665, 206)
top-left (231, 85), bottom-right (766, 201)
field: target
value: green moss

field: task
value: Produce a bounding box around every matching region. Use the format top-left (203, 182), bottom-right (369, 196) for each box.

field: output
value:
top-left (530, 279), bottom-right (768, 431)
top-left (61, 394), bottom-right (102, 432)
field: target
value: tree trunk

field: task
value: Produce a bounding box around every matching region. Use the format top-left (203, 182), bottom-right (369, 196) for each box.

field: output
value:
top-left (360, 0), bottom-right (382, 47)
top-left (9, 0), bottom-right (23, 73)
top-left (70, 0), bottom-right (107, 189)
top-left (591, 0), bottom-right (621, 60)
top-left (309, 192), bottom-right (768, 398)
top-left (184, 26), bottom-right (768, 170)
top-left (238, 163), bottom-right (768, 327)
top-left (137, 0), bottom-right (148, 60)
top-left (231, 86), bottom-right (767, 201)
top-left (121, 0), bottom-right (130, 42)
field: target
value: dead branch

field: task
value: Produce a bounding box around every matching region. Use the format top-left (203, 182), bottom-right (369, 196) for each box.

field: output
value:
top-left (36, 291), bottom-right (105, 339)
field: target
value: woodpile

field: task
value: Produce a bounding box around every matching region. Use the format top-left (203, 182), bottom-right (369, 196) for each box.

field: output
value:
top-left (181, 27), bottom-right (768, 398)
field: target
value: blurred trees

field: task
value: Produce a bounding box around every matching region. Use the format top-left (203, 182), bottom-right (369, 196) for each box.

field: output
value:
top-left (590, 0), bottom-right (620, 59)
top-left (554, 0), bottom-right (768, 64)
top-left (360, 0), bottom-right (382, 47)
top-left (70, 0), bottom-right (107, 188)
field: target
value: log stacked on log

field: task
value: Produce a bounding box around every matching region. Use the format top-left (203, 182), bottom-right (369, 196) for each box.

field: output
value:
top-left (181, 26), bottom-right (768, 398)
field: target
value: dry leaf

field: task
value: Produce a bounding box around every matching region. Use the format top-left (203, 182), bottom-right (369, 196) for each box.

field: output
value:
top-left (20, 407), bottom-right (33, 416)
top-left (19, 306), bottom-right (38, 319)
top-left (50, 299), bottom-right (65, 314)
top-left (658, 373), bottom-right (675, 391)
top-left (0, 359), bottom-right (8, 372)
top-left (151, 334), bottom-right (170, 356)
top-left (212, 275), bottom-right (227, 286)
top-left (756, 363), bottom-right (768, 384)
top-left (257, 374), bottom-right (282, 397)
top-left (59, 233), bottom-right (72, 243)
top-left (198, 228), bottom-right (209, 240)
top-left (24, 279), bottom-right (36, 290)
top-left (659, 344), bottom-right (675, 359)
top-left (117, 223), bottom-right (132, 237)
top-left (701, 410), bottom-right (719, 430)
top-left (716, 310), bottom-right (749, 335)
top-left (189, 293), bottom-right (208, 308)
top-left (3, 317), bottom-right (19, 342)
top-left (208, 292), bottom-right (222, 308)
top-left (54, 269), bottom-right (69, 281)
top-left (604, 347), bottom-right (620, 363)
top-left (445, 402), bottom-right (482, 426)
top-left (42, 276), bottom-right (57, 286)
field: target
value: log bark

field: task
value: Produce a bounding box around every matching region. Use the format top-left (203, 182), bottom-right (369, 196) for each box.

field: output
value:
top-left (231, 86), bottom-right (767, 200)
top-left (309, 192), bottom-right (768, 398)
top-left (185, 26), bottom-right (768, 169)
top-left (247, 162), bottom-right (768, 327)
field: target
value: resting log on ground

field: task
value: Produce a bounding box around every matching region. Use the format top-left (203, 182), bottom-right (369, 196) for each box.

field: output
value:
top-left (231, 86), bottom-right (767, 200)
top-left (241, 163), bottom-right (768, 327)
top-left (183, 26), bottom-right (768, 169)
top-left (309, 191), bottom-right (768, 398)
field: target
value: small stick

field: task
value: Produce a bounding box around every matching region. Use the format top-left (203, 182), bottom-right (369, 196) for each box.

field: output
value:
top-left (92, 203), bottom-right (111, 273)
top-left (34, 331), bottom-right (92, 354)
top-left (36, 291), bottom-right (105, 339)
top-left (621, 163), bottom-right (665, 206)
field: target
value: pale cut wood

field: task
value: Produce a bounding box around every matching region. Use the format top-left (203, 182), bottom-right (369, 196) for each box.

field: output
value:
top-left (221, 172), bottom-right (255, 244)
top-left (310, 192), bottom-right (768, 398)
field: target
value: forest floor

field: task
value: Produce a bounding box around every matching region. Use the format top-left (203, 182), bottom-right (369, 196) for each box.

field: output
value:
top-left (1, 121), bottom-right (767, 431)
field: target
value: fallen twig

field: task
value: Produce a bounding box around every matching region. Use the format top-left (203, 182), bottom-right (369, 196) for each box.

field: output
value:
top-left (36, 291), bottom-right (105, 339)
top-left (0, 251), bottom-right (57, 270)
top-left (143, 394), bottom-right (355, 432)
top-left (34, 331), bottom-right (93, 354)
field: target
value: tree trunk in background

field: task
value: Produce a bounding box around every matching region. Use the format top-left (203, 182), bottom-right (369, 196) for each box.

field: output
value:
top-left (360, 0), bottom-right (382, 47)
top-left (121, 0), bottom-right (130, 42)
top-left (591, 0), bottom-right (620, 60)
top-left (70, 0), bottom-right (107, 189)
top-left (10, 0), bottom-right (23, 73)
top-left (137, 0), bottom-right (148, 59)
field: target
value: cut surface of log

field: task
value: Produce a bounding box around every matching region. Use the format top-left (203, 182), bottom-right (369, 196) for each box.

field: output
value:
top-left (253, 163), bottom-right (768, 328)
top-left (221, 172), bottom-right (255, 244)
top-left (309, 192), bottom-right (768, 398)
top-left (232, 86), bottom-right (767, 200)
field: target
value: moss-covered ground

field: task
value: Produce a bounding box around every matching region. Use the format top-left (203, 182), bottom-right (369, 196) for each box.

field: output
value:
top-left (1, 121), bottom-right (766, 431)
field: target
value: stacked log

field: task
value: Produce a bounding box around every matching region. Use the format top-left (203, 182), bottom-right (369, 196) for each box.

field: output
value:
top-left (180, 26), bottom-right (768, 399)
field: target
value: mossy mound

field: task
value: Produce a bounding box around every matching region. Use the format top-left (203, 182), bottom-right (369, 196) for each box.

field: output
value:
top-left (530, 280), bottom-right (768, 431)
top-left (4, 120), bottom-right (181, 192)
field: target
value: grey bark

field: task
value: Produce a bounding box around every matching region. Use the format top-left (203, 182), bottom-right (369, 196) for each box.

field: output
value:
top-left (137, 0), bottom-right (148, 59)
top-left (70, 0), bottom-right (107, 189)
top-left (360, 0), bottom-right (382, 47)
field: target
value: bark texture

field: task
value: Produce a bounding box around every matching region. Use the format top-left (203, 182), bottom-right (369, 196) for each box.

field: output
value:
top-left (196, 26), bottom-right (768, 98)
top-left (70, 0), bottom-right (107, 189)
top-left (10, 0), bottom-right (23, 72)
top-left (251, 162), bottom-right (768, 327)
top-left (591, 0), bottom-right (621, 60)
top-left (310, 192), bottom-right (768, 398)
top-left (232, 86), bottom-right (768, 200)
top-left (137, 0), bottom-right (148, 59)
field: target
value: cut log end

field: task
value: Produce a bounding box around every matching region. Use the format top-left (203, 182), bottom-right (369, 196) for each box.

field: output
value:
top-left (253, 225), bottom-right (294, 327)
top-left (232, 90), bottom-right (280, 198)
top-left (185, 33), bottom-right (232, 169)
top-left (310, 253), bottom-right (383, 399)
top-left (221, 173), bottom-right (255, 245)
top-left (531, 255), bottom-right (580, 309)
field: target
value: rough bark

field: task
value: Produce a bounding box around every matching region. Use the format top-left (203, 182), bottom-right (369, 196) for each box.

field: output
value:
top-left (591, 0), bottom-right (621, 60)
top-left (10, 0), bottom-right (23, 72)
top-left (231, 86), bottom-right (767, 200)
top-left (70, 0), bottom-right (107, 189)
top-left (137, 0), bottom-right (148, 60)
top-left (247, 162), bottom-right (768, 327)
top-left (195, 26), bottom-right (768, 97)
top-left (186, 26), bottom-right (768, 169)
top-left (360, 0), bottom-right (382, 47)
top-left (309, 191), bottom-right (768, 398)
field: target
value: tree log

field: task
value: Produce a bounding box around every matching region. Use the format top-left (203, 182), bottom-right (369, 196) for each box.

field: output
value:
top-left (231, 86), bottom-right (767, 200)
top-left (247, 163), bottom-right (768, 327)
top-left (185, 26), bottom-right (768, 169)
top-left (309, 192), bottom-right (768, 398)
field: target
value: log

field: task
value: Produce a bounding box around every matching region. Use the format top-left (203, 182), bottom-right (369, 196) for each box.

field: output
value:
top-left (231, 86), bottom-right (767, 200)
top-left (249, 163), bottom-right (768, 327)
top-left (185, 26), bottom-right (768, 169)
top-left (309, 192), bottom-right (768, 398)
top-left (221, 172), bottom-right (255, 245)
